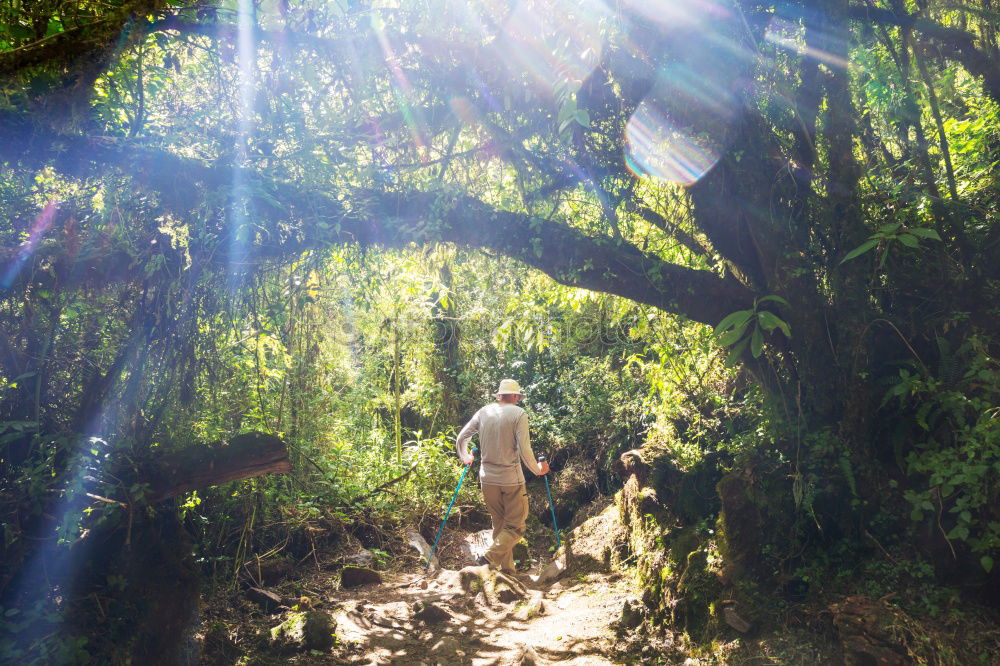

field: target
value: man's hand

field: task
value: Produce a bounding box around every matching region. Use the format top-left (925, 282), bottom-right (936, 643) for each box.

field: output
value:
top-left (537, 459), bottom-right (550, 475)
top-left (461, 453), bottom-right (474, 465)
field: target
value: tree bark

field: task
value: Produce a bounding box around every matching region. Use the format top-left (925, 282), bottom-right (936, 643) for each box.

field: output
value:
top-left (142, 432), bottom-right (291, 503)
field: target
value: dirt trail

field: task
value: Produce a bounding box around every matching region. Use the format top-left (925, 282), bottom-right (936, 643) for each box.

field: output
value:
top-left (329, 499), bottom-right (631, 665)
top-left (207, 498), bottom-right (633, 665)
top-left (200, 493), bottom-right (1000, 666)
top-left (196, 498), bottom-right (634, 665)
top-left (331, 563), bottom-right (630, 665)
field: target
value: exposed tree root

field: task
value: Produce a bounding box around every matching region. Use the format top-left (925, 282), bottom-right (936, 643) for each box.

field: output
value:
top-left (458, 564), bottom-right (527, 607)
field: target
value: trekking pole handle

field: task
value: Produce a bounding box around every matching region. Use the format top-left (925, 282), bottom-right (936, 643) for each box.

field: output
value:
top-left (538, 455), bottom-right (546, 462)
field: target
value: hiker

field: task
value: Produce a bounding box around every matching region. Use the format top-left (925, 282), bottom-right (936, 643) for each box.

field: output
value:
top-left (455, 378), bottom-right (549, 573)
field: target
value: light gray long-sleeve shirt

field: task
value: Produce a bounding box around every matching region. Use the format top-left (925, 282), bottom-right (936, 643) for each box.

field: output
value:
top-left (456, 402), bottom-right (541, 486)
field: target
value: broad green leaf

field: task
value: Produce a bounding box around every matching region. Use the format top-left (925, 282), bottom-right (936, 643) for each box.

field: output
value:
top-left (757, 295), bottom-right (790, 308)
top-left (725, 337), bottom-right (749, 367)
top-left (757, 313), bottom-right (778, 332)
top-left (757, 311), bottom-right (791, 338)
top-left (907, 227), bottom-right (941, 240)
top-left (878, 222), bottom-right (902, 233)
top-left (714, 309), bottom-right (752, 336)
top-left (897, 233), bottom-right (919, 248)
top-left (840, 239), bottom-right (878, 264)
top-left (717, 321), bottom-right (750, 347)
top-left (3, 24), bottom-right (34, 39)
top-left (982, 555), bottom-right (994, 573)
top-left (750, 325), bottom-right (763, 358)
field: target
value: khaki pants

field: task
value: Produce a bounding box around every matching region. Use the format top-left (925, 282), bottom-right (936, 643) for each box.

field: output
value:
top-left (481, 482), bottom-right (528, 573)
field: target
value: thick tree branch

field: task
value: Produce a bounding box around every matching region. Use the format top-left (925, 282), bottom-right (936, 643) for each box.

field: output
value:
top-left (147, 15), bottom-right (344, 53)
top-left (361, 191), bottom-right (753, 325)
top-left (0, 114), bottom-right (753, 326)
top-left (141, 432), bottom-right (291, 502)
top-left (633, 205), bottom-right (711, 258)
top-left (0, 0), bottom-right (179, 76)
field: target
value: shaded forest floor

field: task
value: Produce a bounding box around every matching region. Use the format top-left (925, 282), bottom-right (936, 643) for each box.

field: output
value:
top-left (190, 494), bottom-right (996, 665)
top-left (190, 497), bottom-right (815, 665)
top-left (296, 563), bottom-right (628, 665)
top-left (194, 498), bottom-right (635, 665)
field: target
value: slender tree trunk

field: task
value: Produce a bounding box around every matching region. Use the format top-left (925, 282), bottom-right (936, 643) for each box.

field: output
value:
top-left (393, 320), bottom-right (402, 463)
top-left (914, 45), bottom-right (959, 201)
top-left (431, 259), bottom-right (460, 430)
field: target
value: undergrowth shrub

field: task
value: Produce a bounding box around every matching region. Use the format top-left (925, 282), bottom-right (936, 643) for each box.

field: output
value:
top-left (881, 334), bottom-right (999, 574)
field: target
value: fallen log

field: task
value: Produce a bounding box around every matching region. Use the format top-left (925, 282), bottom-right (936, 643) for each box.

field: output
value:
top-left (143, 432), bottom-right (292, 502)
top-left (246, 586), bottom-right (285, 613)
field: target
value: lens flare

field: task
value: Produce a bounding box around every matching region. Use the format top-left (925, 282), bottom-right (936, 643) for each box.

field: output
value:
top-left (467, 68), bottom-right (503, 114)
top-left (2, 198), bottom-right (58, 289)
top-left (449, 96), bottom-right (477, 124)
top-left (619, 0), bottom-right (732, 28)
top-left (372, 14), bottom-right (430, 160)
top-left (496, 0), bottom-right (608, 99)
top-left (229, 0), bottom-right (257, 288)
top-left (764, 16), bottom-right (848, 70)
top-left (8, 426), bottom-right (118, 650)
top-left (625, 64), bottom-right (733, 185)
top-left (625, 101), bottom-right (722, 185)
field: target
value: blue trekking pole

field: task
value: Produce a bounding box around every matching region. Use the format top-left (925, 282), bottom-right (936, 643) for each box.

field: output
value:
top-left (539, 455), bottom-right (561, 548)
top-left (426, 446), bottom-right (475, 569)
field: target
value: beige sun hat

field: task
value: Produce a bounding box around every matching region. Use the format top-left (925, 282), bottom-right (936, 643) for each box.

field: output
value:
top-left (495, 378), bottom-right (526, 397)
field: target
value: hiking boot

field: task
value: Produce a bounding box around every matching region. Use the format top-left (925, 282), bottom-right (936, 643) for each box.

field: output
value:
top-left (475, 555), bottom-right (496, 569)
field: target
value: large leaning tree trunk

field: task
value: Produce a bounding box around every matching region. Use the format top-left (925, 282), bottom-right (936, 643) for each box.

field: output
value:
top-left (0, 433), bottom-right (291, 664)
top-left (142, 432), bottom-right (292, 502)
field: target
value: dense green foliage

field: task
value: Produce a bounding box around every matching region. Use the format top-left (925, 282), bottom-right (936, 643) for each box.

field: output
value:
top-left (1, 0), bottom-right (999, 662)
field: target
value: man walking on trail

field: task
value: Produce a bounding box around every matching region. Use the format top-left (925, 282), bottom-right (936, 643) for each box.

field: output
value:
top-left (456, 379), bottom-right (549, 573)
